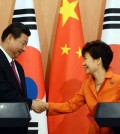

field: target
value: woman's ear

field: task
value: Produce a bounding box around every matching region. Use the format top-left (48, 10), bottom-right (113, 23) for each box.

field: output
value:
top-left (97, 57), bottom-right (102, 65)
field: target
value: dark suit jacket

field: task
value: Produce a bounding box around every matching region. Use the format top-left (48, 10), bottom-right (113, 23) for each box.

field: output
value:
top-left (0, 49), bottom-right (32, 134)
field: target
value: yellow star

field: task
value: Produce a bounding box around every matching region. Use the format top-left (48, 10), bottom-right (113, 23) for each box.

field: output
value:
top-left (76, 47), bottom-right (82, 58)
top-left (60, 0), bottom-right (79, 26)
top-left (61, 44), bottom-right (71, 55)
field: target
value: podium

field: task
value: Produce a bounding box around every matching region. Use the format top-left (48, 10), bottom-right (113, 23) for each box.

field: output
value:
top-left (94, 102), bottom-right (120, 127)
top-left (0, 102), bottom-right (31, 127)
top-left (94, 102), bottom-right (120, 134)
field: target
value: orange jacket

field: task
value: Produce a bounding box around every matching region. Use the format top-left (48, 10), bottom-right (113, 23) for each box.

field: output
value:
top-left (48, 69), bottom-right (120, 134)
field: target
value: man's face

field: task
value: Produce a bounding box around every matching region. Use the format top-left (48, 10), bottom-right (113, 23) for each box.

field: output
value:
top-left (9, 33), bottom-right (28, 59)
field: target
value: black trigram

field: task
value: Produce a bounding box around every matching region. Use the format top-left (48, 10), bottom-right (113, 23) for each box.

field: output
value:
top-left (28, 122), bottom-right (38, 134)
top-left (12, 9), bottom-right (37, 30)
top-left (103, 8), bottom-right (120, 29)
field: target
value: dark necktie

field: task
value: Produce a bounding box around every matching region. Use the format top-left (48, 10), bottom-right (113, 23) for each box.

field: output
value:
top-left (11, 60), bottom-right (22, 92)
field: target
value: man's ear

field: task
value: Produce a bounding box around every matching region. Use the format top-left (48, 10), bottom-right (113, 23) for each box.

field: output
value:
top-left (6, 34), bottom-right (13, 44)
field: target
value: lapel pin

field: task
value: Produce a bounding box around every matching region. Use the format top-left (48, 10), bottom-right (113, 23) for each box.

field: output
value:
top-left (110, 80), bottom-right (114, 84)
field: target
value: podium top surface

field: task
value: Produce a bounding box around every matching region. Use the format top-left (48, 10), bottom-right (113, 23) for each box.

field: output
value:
top-left (95, 102), bottom-right (120, 118)
top-left (0, 102), bottom-right (31, 118)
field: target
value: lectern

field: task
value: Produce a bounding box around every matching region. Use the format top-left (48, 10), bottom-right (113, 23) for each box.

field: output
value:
top-left (94, 102), bottom-right (120, 127)
top-left (94, 102), bottom-right (120, 134)
top-left (0, 102), bottom-right (31, 127)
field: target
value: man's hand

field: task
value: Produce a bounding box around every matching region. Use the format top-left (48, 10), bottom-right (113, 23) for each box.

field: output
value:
top-left (31, 100), bottom-right (48, 113)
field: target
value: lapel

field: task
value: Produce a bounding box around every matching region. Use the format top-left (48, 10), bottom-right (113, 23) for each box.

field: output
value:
top-left (88, 76), bottom-right (97, 99)
top-left (0, 50), bottom-right (25, 95)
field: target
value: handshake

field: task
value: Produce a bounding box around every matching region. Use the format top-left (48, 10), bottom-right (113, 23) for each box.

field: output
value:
top-left (31, 100), bottom-right (48, 113)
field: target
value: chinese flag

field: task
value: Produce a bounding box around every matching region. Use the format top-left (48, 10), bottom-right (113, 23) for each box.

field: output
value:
top-left (12, 0), bottom-right (48, 134)
top-left (48, 0), bottom-right (89, 134)
top-left (101, 0), bottom-right (120, 74)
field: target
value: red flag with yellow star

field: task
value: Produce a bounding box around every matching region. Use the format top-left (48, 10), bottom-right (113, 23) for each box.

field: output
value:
top-left (48, 0), bottom-right (89, 134)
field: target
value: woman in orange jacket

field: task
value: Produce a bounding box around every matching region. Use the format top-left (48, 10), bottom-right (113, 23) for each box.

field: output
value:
top-left (41, 40), bottom-right (120, 134)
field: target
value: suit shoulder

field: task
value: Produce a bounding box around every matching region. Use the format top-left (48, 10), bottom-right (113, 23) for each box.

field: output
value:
top-left (112, 73), bottom-right (120, 81)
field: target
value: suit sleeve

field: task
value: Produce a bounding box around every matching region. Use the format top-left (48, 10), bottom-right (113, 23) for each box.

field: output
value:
top-left (47, 81), bottom-right (87, 115)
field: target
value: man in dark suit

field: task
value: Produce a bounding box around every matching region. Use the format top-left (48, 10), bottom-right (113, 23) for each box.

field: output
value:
top-left (0, 22), bottom-right (45, 134)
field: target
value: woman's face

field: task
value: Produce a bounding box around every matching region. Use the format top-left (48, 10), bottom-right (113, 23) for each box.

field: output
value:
top-left (82, 52), bottom-right (99, 75)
